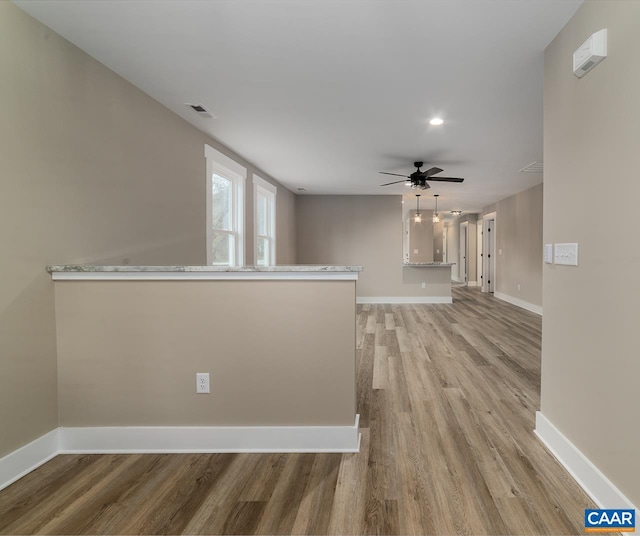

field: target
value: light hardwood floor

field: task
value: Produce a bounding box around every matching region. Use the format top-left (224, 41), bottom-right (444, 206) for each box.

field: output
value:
top-left (0, 287), bottom-right (593, 535)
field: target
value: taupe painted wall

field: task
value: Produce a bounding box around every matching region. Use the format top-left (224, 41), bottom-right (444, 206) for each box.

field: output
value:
top-left (542, 1), bottom-right (640, 507)
top-left (446, 214), bottom-right (477, 283)
top-left (481, 183), bottom-right (543, 306)
top-left (296, 196), bottom-right (451, 298)
top-left (276, 189), bottom-right (297, 265)
top-left (445, 219), bottom-right (460, 280)
top-left (0, 3), bottom-right (295, 457)
top-left (433, 220), bottom-right (444, 262)
top-left (408, 211), bottom-right (434, 263)
top-left (55, 280), bottom-right (355, 426)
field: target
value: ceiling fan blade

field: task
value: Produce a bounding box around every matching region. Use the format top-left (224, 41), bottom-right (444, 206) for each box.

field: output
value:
top-left (420, 166), bottom-right (444, 178)
top-left (380, 179), bottom-right (410, 186)
top-left (426, 177), bottom-right (464, 183)
top-left (379, 172), bottom-right (409, 178)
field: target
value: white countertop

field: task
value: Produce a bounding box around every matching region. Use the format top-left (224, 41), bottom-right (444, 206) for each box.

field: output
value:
top-left (403, 263), bottom-right (455, 267)
top-left (47, 265), bottom-right (362, 281)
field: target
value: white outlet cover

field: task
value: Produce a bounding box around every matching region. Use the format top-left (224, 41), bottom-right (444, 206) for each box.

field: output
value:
top-left (196, 372), bottom-right (210, 394)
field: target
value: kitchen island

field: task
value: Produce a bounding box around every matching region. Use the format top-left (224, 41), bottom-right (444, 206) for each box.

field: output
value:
top-left (395, 262), bottom-right (455, 303)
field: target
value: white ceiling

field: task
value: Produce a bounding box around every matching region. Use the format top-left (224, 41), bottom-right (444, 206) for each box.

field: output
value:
top-left (15, 0), bottom-right (581, 213)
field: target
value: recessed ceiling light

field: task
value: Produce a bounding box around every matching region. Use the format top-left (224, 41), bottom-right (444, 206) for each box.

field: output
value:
top-left (429, 117), bottom-right (444, 126)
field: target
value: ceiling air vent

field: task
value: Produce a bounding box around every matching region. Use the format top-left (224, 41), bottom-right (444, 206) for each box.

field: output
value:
top-left (520, 161), bottom-right (543, 173)
top-left (185, 103), bottom-right (214, 118)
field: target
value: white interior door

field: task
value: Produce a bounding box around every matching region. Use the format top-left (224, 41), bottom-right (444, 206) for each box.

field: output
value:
top-left (460, 222), bottom-right (468, 284)
top-left (485, 218), bottom-right (495, 293)
top-left (477, 221), bottom-right (483, 288)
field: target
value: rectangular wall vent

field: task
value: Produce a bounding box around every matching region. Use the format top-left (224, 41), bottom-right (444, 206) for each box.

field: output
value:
top-left (520, 161), bottom-right (543, 173)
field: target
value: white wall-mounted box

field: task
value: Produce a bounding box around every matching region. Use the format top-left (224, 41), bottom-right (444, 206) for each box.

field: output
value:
top-left (573, 29), bottom-right (607, 78)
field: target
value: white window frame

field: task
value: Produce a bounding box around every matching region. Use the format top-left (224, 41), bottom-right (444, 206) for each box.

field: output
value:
top-left (205, 144), bottom-right (246, 266)
top-left (253, 175), bottom-right (277, 266)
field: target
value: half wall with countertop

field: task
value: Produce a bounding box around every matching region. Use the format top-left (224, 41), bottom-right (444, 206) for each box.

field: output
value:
top-left (46, 265), bottom-right (360, 453)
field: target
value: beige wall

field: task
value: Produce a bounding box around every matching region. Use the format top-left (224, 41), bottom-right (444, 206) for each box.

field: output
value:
top-left (408, 211), bottom-right (434, 263)
top-left (296, 196), bottom-right (451, 298)
top-left (0, 3), bottom-right (295, 457)
top-left (445, 214), bottom-right (477, 283)
top-left (542, 1), bottom-right (640, 507)
top-left (55, 280), bottom-right (355, 426)
top-left (481, 183), bottom-right (543, 306)
top-left (276, 188), bottom-right (297, 264)
top-left (433, 219), bottom-right (444, 262)
top-left (445, 219), bottom-right (460, 280)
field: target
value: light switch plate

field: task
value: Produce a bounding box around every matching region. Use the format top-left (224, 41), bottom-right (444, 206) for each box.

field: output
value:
top-left (544, 244), bottom-right (553, 264)
top-left (554, 243), bottom-right (578, 266)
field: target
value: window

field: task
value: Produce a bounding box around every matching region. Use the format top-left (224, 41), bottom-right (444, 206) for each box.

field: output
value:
top-left (205, 145), bottom-right (246, 266)
top-left (253, 175), bottom-right (277, 266)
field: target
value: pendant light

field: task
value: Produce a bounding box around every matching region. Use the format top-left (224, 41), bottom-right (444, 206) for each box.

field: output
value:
top-left (414, 194), bottom-right (422, 223)
top-left (432, 194), bottom-right (440, 223)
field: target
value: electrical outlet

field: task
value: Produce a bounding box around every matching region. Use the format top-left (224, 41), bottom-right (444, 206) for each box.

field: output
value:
top-left (517, 284), bottom-right (521, 291)
top-left (196, 372), bottom-right (210, 394)
top-left (422, 282), bottom-right (426, 289)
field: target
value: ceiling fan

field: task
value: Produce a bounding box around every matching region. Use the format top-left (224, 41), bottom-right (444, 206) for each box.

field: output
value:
top-left (380, 161), bottom-right (464, 189)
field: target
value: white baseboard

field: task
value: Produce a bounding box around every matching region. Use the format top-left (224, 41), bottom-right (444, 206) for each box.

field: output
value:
top-left (0, 417), bottom-right (360, 490)
top-left (357, 296), bottom-right (452, 304)
top-left (0, 429), bottom-right (59, 492)
top-left (535, 412), bottom-right (637, 511)
top-left (60, 416), bottom-right (361, 454)
top-left (494, 291), bottom-right (542, 315)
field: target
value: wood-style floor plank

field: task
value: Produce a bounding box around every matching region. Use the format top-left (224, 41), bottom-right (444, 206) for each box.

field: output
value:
top-left (0, 287), bottom-right (594, 535)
